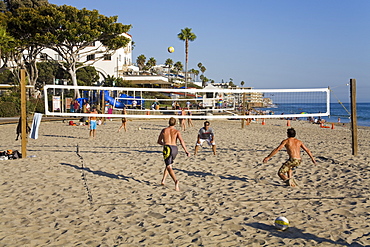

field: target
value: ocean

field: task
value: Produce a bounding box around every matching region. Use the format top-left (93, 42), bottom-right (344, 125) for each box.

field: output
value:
top-left (260, 102), bottom-right (370, 127)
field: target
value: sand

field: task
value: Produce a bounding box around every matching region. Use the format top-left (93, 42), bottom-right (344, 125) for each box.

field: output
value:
top-left (0, 118), bottom-right (369, 246)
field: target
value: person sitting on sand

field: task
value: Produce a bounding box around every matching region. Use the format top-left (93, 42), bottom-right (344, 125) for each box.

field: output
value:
top-left (157, 117), bottom-right (190, 191)
top-left (263, 128), bottom-right (317, 187)
top-left (194, 121), bottom-right (216, 155)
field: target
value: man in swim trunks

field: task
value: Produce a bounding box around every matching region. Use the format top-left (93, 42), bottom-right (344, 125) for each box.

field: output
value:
top-left (89, 107), bottom-right (98, 138)
top-left (194, 121), bottom-right (216, 155)
top-left (157, 117), bottom-right (190, 191)
top-left (263, 128), bottom-right (317, 187)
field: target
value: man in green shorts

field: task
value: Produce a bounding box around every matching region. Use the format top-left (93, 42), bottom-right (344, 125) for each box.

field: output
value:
top-left (263, 128), bottom-right (317, 187)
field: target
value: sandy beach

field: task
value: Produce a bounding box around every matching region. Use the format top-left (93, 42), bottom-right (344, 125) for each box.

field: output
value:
top-left (0, 118), bottom-right (369, 246)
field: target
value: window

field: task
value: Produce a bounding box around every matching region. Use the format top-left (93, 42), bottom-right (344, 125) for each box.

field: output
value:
top-left (104, 54), bottom-right (111, 60)
top-left (40, 53), bottom-right (48, 60)
top-left (55, 54), bottom-right (63, 61)
top-left (87, 54), bottom-right (95, 61)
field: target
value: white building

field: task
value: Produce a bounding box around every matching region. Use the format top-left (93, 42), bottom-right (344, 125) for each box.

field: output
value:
top-left (41, 33), bottom-right (137, 81)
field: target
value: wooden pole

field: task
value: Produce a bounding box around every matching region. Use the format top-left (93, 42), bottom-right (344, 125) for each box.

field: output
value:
top-left (350, 79), bottom-right (358, 156)
top-left (20, 69), bottom-right (27, 158)
top-left (241, 93), bottom-right (246, 128)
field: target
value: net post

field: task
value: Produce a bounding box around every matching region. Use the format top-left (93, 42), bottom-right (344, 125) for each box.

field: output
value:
top-left (20, 69), bottom-right (27, 158)
top-left (241, 92), bottom-right (246, 128)
top-left (350, 79), bottom-right (358, 156)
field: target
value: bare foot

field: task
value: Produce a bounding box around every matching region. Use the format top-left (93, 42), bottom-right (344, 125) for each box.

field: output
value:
top-left (285, 178), bottom-right (297, 187)
top-left (161, 180), bottom-right (165, 186)
top-left (175, 180), bottom-right (180, 191)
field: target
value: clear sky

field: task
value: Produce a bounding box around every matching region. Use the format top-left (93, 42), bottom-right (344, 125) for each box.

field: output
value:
top-left (49, 0), bottom-right (369, 102)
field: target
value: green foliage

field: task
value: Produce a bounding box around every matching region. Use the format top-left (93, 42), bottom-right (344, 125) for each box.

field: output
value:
top-left (178, 27), bottom-right (197, 42)
top-left (0, 88), bottom-right (45, 117)
top-left (2, 0), bottom-right (49, 12)
top-left (0, 70), bottom-right (16, 84)
top-left (76, 66), bottom-right (99, 86)
top-left (102, 75), bottom-right (135, 87)
top-left (136, 54), bottom-right (146, 71)
top-left (36, 61), bottom-right (57, 87)
top-left (0, 101), bottom-right (18, 117)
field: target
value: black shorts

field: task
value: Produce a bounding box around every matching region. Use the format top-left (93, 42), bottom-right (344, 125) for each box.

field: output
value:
top-left (163, 145), bottom-right (178, 166)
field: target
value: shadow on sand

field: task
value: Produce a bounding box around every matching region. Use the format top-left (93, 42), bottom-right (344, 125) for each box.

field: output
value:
top-left (175, 168), bottom-right (249, 182)
top-left (245, 222), bottom-right (364, 247)
top-left (60, 162), bottom-right (150, 185)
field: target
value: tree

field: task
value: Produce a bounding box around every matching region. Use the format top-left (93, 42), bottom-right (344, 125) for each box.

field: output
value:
top-left (200, 65), bottom-right (206, 87)
top-left (36, 61), bottom-right (57, 87)
top-left (165, 58), bottom-right (173, 82)
top-left (229, 78), bottom-right (236, 87)
top-left (1, 1), bottom-right (51, 96)
top-left (177, 27), bottom-right (196, 89)
top-left (136, 54), bottom-right (146, 71)
top-left (0, 25), bottom-right (15, 73)
top-left (200, 65), bottom-right (206, 74)
top-left (241, 81), bottom-right (245, 87)
top-left (173, 61), bottom-right (183, 82)
top-left (193, 69), bottom-right (199, 82)
top-left (6, 6), bottom-right (53, 96)
top-left (146, 57), bottom-right (156, 73)
top-left (39, 5), bottom-right (132, 98)
top-left (200, 74), bottom-right (209, 87)
top-left (1, 0), bottom-right (49, 12)
top-left (76, 66), bottom-right (99, 86)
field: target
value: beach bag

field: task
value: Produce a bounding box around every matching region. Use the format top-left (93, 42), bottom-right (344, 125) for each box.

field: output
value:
top-left (69, 121), bottom-right (74, 126)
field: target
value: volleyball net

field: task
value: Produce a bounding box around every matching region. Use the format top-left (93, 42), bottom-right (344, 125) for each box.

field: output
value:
top-left (43, 85), bottom-right (330, 119)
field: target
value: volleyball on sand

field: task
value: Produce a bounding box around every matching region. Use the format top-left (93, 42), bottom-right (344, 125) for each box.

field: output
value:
top-left (168, 46), bottom-right (174, 53)
top-left (274, 216), bottom-right (289, 230)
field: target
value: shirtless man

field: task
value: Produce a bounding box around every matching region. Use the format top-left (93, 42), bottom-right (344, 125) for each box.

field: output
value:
top-left (263, 128), bottom-right (317, 187)
top-left (89, 107), bottom-right (98, 138)
top-left (157, 117), bottom-right (190, 191)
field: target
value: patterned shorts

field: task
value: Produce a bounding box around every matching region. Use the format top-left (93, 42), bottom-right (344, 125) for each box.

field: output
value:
top-left (278, 158), bottom-right (302, 174)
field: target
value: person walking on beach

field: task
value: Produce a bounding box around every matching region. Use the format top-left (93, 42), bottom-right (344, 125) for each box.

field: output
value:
top-left (194, 121), bottom-right (216, 155)
top-left (118, 108), bottom-right (128, 132)
top-left (89, 107), bottom-right (98, 138)
top-left (263, 128), bottom-right (317, 187)
top-left (157, 117), bottom-right (190, 191)
top-left (179, 108), bottom-right (186, 131)
top-left (187, 108), bottom-right (194, 127)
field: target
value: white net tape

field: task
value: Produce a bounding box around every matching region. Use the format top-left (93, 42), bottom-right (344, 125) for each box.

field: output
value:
top-left (44, 85), bottom-right (330, 119)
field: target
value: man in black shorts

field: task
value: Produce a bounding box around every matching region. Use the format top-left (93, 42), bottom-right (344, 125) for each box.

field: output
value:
top-left (157, 117), bottom-right (190, 191)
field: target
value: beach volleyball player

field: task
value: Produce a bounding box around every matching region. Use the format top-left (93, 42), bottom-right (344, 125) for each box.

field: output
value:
top-left (263, 128), bottom-right (317, 187)
top-left (157, 117), bottom-right (190, 191)
top-left (194, 121), bottom-right (216, 155)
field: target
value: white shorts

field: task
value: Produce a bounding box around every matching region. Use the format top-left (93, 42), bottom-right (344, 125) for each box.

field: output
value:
top-left (196, 139), bottom-right (215, 146)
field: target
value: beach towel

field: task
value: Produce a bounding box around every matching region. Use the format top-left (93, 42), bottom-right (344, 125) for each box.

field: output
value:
top-left (30, 113), bottom-right (43, 139)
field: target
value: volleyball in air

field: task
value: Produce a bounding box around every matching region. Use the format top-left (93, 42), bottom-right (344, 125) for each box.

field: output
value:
top-left (168, 46), bottom-right (174, 53)
top-left (274, 216), bottom-right (289, 230)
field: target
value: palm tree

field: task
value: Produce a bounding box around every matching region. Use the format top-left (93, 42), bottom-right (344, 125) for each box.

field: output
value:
top-left (174, 61), bottom-right (183, 84)
top-left (136, 54), bottom-right (146, 72)
top-left (194, 69), bottom-right (199, 82)
top-left (146, 57), bottom-right (156, 73)
top-left (200, 65), bottom-right (206, 75)
top-left (178, 27), bottom-right (197, 89)
top-left (165, 58), bottom-right (173, 82)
